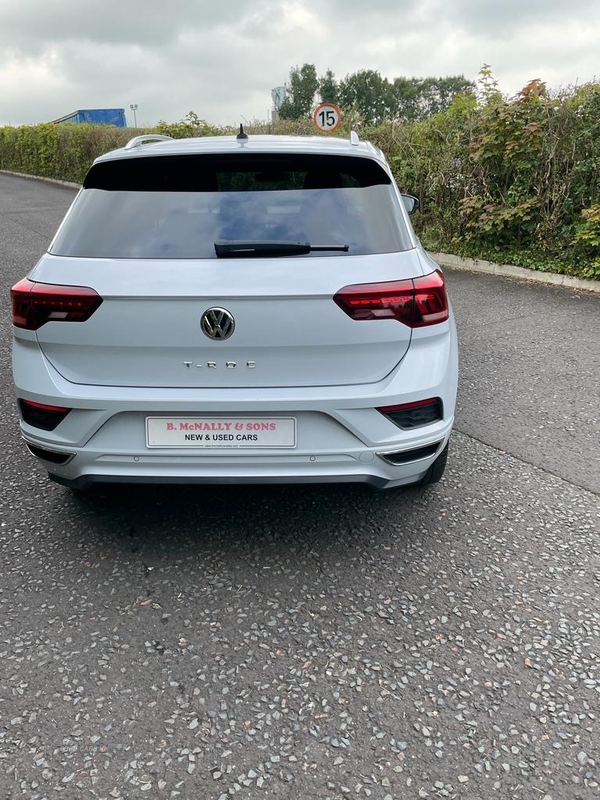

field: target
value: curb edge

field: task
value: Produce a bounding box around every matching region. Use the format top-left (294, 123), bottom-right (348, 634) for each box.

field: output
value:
top-left (430, 252), bottom-right (600, 294)
top-left (0, 169), bottom-right (80, 189)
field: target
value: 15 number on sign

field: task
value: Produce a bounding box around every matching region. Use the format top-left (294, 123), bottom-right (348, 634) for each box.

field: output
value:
top-left (313, 103), bottom-right (341, 133)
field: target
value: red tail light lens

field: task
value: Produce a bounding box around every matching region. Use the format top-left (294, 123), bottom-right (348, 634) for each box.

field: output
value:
top-left (378, 397), bottom-right (443, 429)
top-left (18, 399), bottom-right (71, 431)
top-left (334, 278), bottom-right (415, 324)
top-left (11, 278), bottom-right (103, 331)
top-left (412, 272), bottom-right (450, 326)
top-left (333, 270), bottom-right (449, 328)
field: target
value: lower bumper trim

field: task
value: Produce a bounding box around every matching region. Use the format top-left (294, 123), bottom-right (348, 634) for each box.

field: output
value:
top-left (49, 471), bottom-right (427, 492)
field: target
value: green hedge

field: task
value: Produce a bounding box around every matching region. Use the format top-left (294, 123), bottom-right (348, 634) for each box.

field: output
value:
top-left (0, 123), bottom-right (133, 184)
top-left (366, 83), bottom-right (600, 280)
top-left (1, 94), bottom-right (599, 280)
top-left (0, 115), bottom-right (225, 184)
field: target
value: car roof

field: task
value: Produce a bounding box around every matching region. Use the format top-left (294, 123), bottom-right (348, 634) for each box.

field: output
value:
top-left (94, 133), bottom-right (387, 167)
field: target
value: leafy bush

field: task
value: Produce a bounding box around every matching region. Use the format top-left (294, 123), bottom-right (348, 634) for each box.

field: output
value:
top-left (153, 111), bottom-right (225, 139)
top-left (1, 78), bottom-right (599, 280)
top-left (382, 74), bottom-right (600, 279)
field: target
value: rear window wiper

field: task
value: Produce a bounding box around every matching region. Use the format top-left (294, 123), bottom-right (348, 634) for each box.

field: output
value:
top-left (214, 240), bottom-right (349, 258)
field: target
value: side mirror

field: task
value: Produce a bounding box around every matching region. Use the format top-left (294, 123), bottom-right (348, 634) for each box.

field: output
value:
top-left (401, 194), bottom-right (420, 215)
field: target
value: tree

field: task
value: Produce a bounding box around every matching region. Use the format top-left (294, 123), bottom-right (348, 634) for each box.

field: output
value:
top-left (389, 76), bottom-right (476, 121)
top-left (279, 64), bottom-right (319, 120)
top-left (418, 76), bottom-right (476, 117)
top-left (277, 64), bottom-right (475, 124)
top-left (338, 70), bottom-right (394, 125)
top-left (319, 69), bottom-right (338, 104)
top-left (390, 77), bottom-right (422, 122)
top-left (336, 70), bottom-right (474, 124)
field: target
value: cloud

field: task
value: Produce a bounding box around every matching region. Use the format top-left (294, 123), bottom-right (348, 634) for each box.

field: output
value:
top-left (1, 0), bottom-right (599, 127)
top-left (0, 0), bottom-right (253, 49)
top-left (442, 0), bottom-right (599, 37)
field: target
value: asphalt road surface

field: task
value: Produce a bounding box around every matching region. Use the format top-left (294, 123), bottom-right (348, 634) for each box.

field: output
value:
top-left (1, 174), bottom-right (599, 800)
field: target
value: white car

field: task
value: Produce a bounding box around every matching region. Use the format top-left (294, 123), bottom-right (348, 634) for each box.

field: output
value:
top-left (11, 130), bottom-right (458, 490)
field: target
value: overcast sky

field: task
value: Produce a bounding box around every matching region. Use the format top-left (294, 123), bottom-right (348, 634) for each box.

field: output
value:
top-left (1, 0), bottom-right (599, 127)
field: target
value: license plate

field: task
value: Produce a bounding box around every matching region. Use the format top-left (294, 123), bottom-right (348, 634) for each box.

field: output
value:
top-left (146, 417), bottom-right (297, 448)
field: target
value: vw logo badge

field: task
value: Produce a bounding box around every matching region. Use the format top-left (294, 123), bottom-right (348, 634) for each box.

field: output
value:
top-left (201, 307), bottom-right (235, 340)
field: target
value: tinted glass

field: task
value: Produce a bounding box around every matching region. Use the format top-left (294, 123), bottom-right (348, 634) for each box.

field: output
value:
top-left (51, 154), bottom-right (412, 259)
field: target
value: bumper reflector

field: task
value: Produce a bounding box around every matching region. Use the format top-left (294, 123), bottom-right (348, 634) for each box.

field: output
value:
top-left (378, 442), bottom-right (442, 466)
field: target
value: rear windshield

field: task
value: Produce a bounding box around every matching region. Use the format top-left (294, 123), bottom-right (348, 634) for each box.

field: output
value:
top-left (50, 153), bottom-right (412, 259)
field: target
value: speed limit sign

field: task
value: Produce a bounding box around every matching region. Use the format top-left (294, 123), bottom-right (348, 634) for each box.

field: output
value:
top-left (313, 102), bottom-right (342, 133)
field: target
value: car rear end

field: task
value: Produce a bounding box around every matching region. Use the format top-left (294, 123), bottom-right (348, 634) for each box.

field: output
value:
top-left (11, 134), bottom-right (457, 490)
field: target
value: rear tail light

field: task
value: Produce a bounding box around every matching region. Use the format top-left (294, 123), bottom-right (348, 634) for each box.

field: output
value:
top-left (11, 278), bottom-right (102, 331)
top-left (18, 399), bottom-right (71, 431)
top-left (378, 397), bottom-right (443, 429)
top-left (333, 270), bottom-right (449, 328)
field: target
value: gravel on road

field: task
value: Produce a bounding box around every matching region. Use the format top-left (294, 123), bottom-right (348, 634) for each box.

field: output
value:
top-left (0, 434), bottom-right (598, 799)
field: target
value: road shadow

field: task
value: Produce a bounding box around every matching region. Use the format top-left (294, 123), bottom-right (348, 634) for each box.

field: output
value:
top-left (54, 479), bottom-right (450, 570)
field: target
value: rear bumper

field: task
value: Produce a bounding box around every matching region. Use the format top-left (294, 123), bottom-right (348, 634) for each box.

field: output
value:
top-left (41, 433), bottom-right (450, 490)
top-left (14, 322), bottom-right (458, 489)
